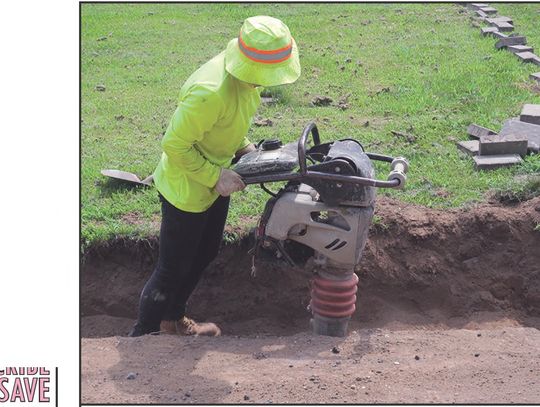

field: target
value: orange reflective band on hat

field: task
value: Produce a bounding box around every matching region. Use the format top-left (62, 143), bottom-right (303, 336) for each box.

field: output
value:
top-left (238, 34), bottom-right (293, 64)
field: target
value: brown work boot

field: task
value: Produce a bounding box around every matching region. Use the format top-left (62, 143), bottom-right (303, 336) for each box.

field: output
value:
top-left (176, 316), bottom-right (222, 337)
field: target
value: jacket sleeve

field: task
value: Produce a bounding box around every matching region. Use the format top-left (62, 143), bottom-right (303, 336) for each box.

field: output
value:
top-left (237, 135), bottom-right (252, 151)
top-left (161, 86), bottom-right (224, 188)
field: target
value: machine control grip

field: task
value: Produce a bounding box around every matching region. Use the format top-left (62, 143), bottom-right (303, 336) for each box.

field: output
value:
top-left (387, 157), bottom-right (409, 189)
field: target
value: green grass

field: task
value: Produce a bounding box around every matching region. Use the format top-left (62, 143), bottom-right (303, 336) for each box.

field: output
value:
top-left (81, 3), bottom-right (540, 250)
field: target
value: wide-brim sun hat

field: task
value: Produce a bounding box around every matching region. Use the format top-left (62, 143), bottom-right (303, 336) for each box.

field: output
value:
top-left (225, 15), bottom-right (301, 87)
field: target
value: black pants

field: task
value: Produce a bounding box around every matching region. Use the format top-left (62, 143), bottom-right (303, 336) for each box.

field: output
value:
top-left (129, 193), bottom-right (230, 336)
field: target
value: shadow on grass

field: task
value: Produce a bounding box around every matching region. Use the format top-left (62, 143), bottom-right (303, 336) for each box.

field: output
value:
top-left (96, 177), bottom-right (150, 198)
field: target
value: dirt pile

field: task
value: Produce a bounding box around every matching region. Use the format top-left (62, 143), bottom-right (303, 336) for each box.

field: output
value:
top-left (81, 196), bottom-right (540, 338)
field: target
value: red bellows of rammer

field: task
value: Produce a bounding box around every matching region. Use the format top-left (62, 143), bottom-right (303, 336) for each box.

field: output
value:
top-left (310, 273), bottom-right (359, 318)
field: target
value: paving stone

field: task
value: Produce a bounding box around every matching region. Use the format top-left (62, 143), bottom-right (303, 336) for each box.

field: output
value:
top-left (475, 9), bottom-right (488, 19)
top-left (495, 36), bottom-right (526, 49)
top-left (491, 21), bottom-right (514, 32)
top-left (515, 51), bottom-right (540, 64)
top-left (499, 118), bottom-right (540, 154)
top-left (479, 134), bottom-right (528, 157)
top-left (530, 72), bottom-right (540, 83)
top-left (473, 154), bottom-right (522, 170)
top-left (456, 140), bottom-right (479, 156)
top-left (467, 123), bottom-right (498, 139)
top-left (479, 6), bottom-right (497, 15)
top-left (486, 16), bottom-right (513, 24)
top-left (481, 26), bottom-right (499, 37)
top-left (520, 104), bottom-right (540, 126)
top-left (492, 31), bottom-right (509, 39)
top-left (507, 45), bottom-right (534, 54)
top-left (468, 3), bottom-right (489, 10)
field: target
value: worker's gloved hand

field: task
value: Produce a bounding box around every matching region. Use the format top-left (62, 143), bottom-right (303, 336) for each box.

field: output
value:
top-left (214, 168), bottom-right (245, 197)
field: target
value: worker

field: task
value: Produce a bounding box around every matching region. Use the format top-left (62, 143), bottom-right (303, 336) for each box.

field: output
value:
top-left (128, 15), bottom-right (301, 337)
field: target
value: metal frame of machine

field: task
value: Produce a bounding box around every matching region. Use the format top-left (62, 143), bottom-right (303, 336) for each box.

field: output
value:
top-left (234, 122), bottom-right (409, 337)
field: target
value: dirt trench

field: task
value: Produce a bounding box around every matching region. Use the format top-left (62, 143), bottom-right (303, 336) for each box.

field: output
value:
top-left (81, 196), bottom-right (540, 338)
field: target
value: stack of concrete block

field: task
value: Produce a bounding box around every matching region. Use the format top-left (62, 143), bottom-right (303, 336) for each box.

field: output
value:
top-left (495, 36), bottom-right (527, 49)
top-left (471, 3), bottom-right (540, 83)
top-left (481, 26), bottom-right (498, 36)
top-left (507, 45), bottom-right (534, 54)
top-left (479, 6), bottom-right (497, 15)
top-left (501, 104), bottom-right (540, 153)
top-left (486, 16), bottom-right (514, 32)
top-left (520, 104), bottom-right (540, 125)
top-left (515, 52), bottom-right (540, 65)
top-left (467, 3), bottom-right (495, 13)
top-left (456, 104), bottom-right (540, 170)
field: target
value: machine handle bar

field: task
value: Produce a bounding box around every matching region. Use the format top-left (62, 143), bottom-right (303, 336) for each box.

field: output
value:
top-left (241, 123), bottom-right (408, 188)
top-left (298, 122), bottom-right (320, 174)
top-left (242, 170), bottom-right (401, 188)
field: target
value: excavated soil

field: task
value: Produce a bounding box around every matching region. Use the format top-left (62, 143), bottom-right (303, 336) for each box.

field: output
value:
top-left (81, 196), bottom-right (540, 404)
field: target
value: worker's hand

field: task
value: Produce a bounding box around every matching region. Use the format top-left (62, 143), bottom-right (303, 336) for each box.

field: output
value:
top-left (214, 168), bottom-right (246, 197)
top-left (235, 143), bottom-right (257, 159)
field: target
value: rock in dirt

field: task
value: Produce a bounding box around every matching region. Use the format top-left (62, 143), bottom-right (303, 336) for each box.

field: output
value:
top-left (337, 101), bottom-right (349, 110)
top-left (331, 346), bottom-right (340, 354)
top-left (391, 130), bottom-right (416, 143)
top-left (415, 355), bottom-right (420, 360)
top-left (126, 372), bottom-right (137, 380)
top-left (311, 95), bottom-right (333, 107)
top-left (253, 352), bottom-right (267, 360)
top-left (336, 95), bottom-right (350, 110)
top-left (253, 118), bottom-right (273, 127)
top-left (371, 87), bottom-right (390, 97)
top-left (244, 395), bottom-right (250, 400)
top-left (261, 96), bottom-right (277, 105)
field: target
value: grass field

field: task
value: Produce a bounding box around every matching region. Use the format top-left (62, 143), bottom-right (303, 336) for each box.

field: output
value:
top-left (81, 3), bottom-right (540, 250)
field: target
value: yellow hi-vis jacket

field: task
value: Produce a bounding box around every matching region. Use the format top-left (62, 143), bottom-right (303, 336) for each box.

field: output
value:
top-left (153, 51), bottom-right (261, 212)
